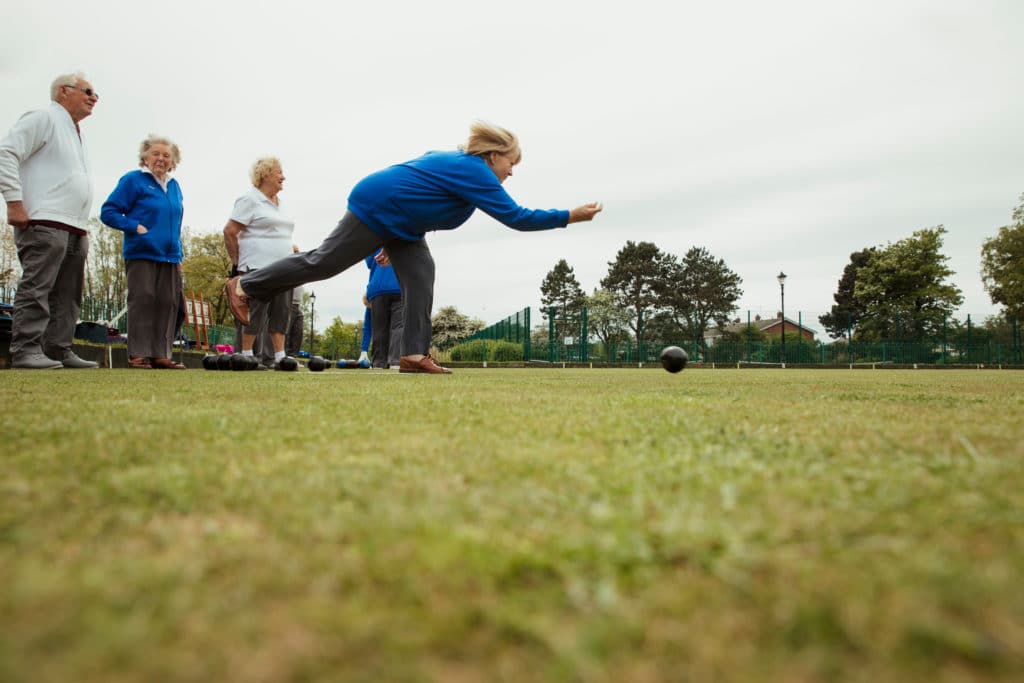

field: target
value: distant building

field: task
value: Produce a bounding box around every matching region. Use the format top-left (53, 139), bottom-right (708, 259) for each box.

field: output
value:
top-left (704, 312), bottom-right (816, 346)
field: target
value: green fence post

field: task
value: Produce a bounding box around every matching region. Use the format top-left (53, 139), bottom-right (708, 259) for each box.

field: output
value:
top-left (548, 306), bottom-right (556, 362)
top-left (798, 311), bottom-right (803, 363)
top-left (966, 314), bottom-right (972, 364)
top-left (524, 308), bottom-right (531, 361)
top-left (580, 305), bottom-right (588, 363)
top-left (942, 316), bottom-right (947, 365)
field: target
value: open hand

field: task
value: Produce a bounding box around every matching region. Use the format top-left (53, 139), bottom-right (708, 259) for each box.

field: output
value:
top-left (568, 202), bottom-right (603, 224)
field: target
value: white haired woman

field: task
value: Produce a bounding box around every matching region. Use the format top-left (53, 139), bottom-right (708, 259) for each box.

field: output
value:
top-left (224, 122), bottom-right (602, 374)
top-left (222, 157), bottom-right (295, 369)
top-left (100, 134), bottom-right (186, 369)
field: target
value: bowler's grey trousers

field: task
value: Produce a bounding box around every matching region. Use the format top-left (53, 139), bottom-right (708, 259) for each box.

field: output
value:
top-left (11, 224), bottom-right (88, 359)
top-left (125, 259), bottom-right (182, 359)
top-left (240, 211), bottom-right (434, 356)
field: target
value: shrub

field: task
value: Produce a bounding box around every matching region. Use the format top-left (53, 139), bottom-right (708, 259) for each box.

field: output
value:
top-left (489, 340), bottom-right (523, 362)
top-left (449, 339), bottom-right (488, 361)
top-left (448, 339), bottom-right (524, 362)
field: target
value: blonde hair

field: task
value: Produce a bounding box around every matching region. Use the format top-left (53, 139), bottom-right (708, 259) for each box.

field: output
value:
top-left (138, 134), bottom-right (181, 172)
top-left (250, 157), bottom-right (282, 186)
top-left (50, 72), bottom-right (87, 101)
top-left (460, 122), bottom-right (521, 164)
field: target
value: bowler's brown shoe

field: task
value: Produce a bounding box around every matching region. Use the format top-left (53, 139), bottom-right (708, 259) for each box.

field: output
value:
top-left (223, 276), bottom-right (250, 326)
top-left (399, 354), bottom-right (452, 374)
top-left (151, 357), bottom-right (187, 370)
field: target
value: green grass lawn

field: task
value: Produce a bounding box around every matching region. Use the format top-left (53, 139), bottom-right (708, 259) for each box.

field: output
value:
top-left (1, 368), bottom-right (1022, 682)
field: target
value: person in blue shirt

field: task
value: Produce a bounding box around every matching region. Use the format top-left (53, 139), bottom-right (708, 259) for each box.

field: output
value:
top-left (365, 248), bottom-right (403, 368)
top-left (225, 122), bottom-right (603, 374)
top-left (101, 134), bottom-right (186, 369)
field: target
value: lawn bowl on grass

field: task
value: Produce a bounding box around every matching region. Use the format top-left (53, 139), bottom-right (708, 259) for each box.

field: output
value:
top-left (660, 345), bottom-right (688, 373)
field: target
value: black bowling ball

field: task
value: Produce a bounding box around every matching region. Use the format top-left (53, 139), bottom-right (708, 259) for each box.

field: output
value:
top-left (276, 356), bottom-right (298, 372)
top-left (660, 346), bottom-right (688, 373)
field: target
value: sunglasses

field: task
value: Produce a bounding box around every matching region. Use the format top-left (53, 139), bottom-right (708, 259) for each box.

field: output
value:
top-left (64, 85), bottom-right (98, 98)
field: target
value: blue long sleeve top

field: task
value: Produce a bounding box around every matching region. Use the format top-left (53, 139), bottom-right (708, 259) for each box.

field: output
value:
top-left (100, 169), bottom-right (184, 262)
top-left (361, 307), bottom-right (371, 353)
top-left (365, 252), bottom-right (402, 300)
top-left (347, 150), bottom-right (569, 241)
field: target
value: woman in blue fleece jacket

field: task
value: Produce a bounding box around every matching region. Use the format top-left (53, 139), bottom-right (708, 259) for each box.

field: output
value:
top-left (364, 249), bottom-right (403, 368)
top-left (101, 134), bottom-right (185, 369)
top-left (226, 122), bottom-right (602, 374)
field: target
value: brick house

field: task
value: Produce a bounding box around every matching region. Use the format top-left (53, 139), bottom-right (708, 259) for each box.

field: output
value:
top-left (704, 313), bottom-right (816, 346)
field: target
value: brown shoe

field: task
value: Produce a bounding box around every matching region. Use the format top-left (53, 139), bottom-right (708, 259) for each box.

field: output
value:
top-left (399, 354), bottom-right (452, 374)
top-left (128, 356), bottom-right (152, 369)
top-left (151, 357), bottom-right (187, 370)
top-left (223, 276), bottom-right (250, 326)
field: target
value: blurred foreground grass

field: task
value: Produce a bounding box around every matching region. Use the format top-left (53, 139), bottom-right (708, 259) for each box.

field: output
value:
top-left (1, 368), bottom-right (1022, 682)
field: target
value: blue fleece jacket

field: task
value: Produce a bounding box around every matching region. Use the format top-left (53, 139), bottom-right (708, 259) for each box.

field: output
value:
top-left (101, 170), bottom-right (184, 262)
top-left (365, 252), bottom-right (401, 300)
top-left (347, 150), bottom-right (569, 241)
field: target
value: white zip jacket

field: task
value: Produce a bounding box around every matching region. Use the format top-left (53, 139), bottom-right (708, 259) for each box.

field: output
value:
top-left (0, 102), bottom-right (92, 231)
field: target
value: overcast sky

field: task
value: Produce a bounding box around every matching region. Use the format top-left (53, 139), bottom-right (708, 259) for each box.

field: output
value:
top-left (2, 0), bottom-right (1021, 334)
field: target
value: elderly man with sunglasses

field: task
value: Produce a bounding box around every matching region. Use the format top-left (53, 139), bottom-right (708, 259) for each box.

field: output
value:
top-left (0, 72), bottom-right (99, 369)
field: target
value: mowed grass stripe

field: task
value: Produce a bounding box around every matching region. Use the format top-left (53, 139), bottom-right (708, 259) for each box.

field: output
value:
top-left (1, 369), bottom-right (1022, 682)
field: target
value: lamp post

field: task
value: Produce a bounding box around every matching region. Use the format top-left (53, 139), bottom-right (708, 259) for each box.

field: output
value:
top-left (777, 271), bottom-right (787, 365)
top-left (308, 291), bottom-right (316, 357)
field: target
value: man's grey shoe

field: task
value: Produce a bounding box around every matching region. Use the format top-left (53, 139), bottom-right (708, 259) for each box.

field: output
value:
top-left (12, 353), bottom-right (64, 369)
top-left (61, 352), bottom-right (99, 369)
top-left (60, 352), bottom-right (98, 368)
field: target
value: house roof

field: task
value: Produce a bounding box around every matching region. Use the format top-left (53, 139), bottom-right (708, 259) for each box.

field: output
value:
top-left (706, 316), bottom-right (815, 338)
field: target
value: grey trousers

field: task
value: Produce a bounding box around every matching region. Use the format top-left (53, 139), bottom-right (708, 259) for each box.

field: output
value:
top-left (240, 211), bottom-right (434, 356)
top-left (11, 225), bottom-right (88, 358)
top-left (370, 293), bottom-right (404, 367)
top-left (126, 259), bottom-right (182, 359)
top-left (285, 303), bottom-right (304, 356)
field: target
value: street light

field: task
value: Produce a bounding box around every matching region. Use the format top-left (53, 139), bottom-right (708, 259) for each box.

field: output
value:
top-left (308, 291), bottom-right (316, 357)
top-left (777, 271), bottom-right (787, 365)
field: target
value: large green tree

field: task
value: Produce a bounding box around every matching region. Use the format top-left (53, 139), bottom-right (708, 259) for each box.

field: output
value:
top-left (540, 258), bottom-right (585, 341)
top-left (0, 221), bottom-right (19, 293)
top-left (431, 306), bottom-right (485, 350)
top-left (319, 316), bottom-right (362, 360)
top-left (818, 248), bottom-right (877, 340)
top-left (180, 228), bottom-right (234, 326)
top-left (600, 241), bottom-right (669, 346)
top-left (85, 216), bottom-right (126, 305)
top-left (854, 227), bottom-right (963, 340)
top-left (585, 287), bottom-right (631, 359)
top-left (658, 246), bottom-right (742, 348)
top-left (981, 194), bottom-right (1024, 319)
top-left (540, 258), bottom-right (585, 314)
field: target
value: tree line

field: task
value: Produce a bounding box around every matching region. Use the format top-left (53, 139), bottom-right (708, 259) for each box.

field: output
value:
top-left (538, 193), bottom-right (1024, 350)
top-left (540, 243), bottom-right (743, 351)
top-left (821, 194), bottom-right (1023, 342)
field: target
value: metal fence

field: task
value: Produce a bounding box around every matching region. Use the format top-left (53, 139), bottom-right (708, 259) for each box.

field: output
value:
top-left (459, 307), bottom-right (531, 360)
top-left (449, 306), bottom-right (1024, 366)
